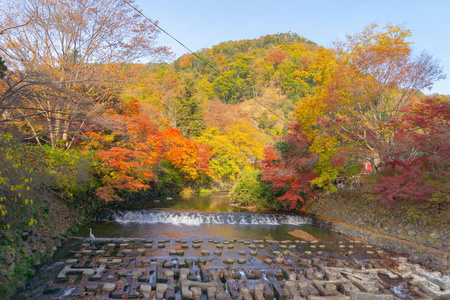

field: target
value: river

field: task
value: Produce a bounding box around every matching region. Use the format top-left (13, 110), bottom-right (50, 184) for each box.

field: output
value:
top-left (16, 192), bottom-right (441, 299)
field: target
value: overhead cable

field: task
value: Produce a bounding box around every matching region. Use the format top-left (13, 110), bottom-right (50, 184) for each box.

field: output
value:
top-left (122, 0), bottom-right (289, 125)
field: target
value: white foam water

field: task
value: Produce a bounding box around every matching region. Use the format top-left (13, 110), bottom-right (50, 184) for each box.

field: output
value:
top-left (112, 210), bottom-right (311, 226)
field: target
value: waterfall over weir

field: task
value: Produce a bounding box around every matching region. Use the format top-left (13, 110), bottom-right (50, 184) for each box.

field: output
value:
top-left (111, 210), bottom-right (311, 226)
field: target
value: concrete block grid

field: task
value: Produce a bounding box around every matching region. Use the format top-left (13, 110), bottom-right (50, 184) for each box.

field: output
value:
top-left (16, 237), bottom-right (450, 299)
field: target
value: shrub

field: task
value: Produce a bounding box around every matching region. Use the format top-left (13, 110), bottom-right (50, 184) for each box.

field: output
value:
top-left (229, 170), bottom-right (279, 208)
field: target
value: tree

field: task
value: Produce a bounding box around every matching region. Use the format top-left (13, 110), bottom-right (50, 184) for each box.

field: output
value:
top-left (93, 99), bottom-right (211, 201)
top-left (0, 0), bottom-right (172, 148)
top-left (197, 122), bottom-right (267, 181)
top-left (374, 98), bottom-right (450, 207)
top-left (295, 24), bottom-right (445, 172)
top-left (261, 123), bottom-right (318, 210)
top-left (175, 79), bottom-right (205, 137)
top-left (0, 57), bottom-right (6, 79)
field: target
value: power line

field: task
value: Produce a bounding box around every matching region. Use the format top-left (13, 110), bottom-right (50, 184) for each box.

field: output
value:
top-left (122, 0), bottom-right (289, 125)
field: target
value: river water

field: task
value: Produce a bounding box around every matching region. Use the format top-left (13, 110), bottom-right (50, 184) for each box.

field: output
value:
top-left (78, 192), bottom-right (334, 242)
top-left (18, 192), bottom-right (427, 299)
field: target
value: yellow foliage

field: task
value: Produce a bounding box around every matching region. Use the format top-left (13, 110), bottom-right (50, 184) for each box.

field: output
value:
top-left (197, 122), bottom-right (268, 180)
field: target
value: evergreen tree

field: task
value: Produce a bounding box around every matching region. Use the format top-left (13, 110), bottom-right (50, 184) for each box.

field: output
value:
top-left (176, 79), bottom-right (205, 137)
top-left (0, 56), bottom-right (7, 79)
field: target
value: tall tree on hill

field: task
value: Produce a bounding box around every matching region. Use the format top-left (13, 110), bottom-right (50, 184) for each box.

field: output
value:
top-left (175, 79), bottom-right (205, 138)
top-left (0, 0), bottom-right (171, 148)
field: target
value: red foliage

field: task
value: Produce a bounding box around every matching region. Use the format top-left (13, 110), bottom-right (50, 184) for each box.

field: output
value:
top-left (266, 49), bottom-right (288, 68)
top-left (374, 98), bottom-right (450, 207)
top-left (261, 123), bottom-right (318, 210)
top-left (94, 99), bottom-right (211, 201)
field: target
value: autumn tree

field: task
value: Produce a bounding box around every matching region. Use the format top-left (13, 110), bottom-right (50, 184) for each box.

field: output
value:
top-left (295, 24), bottom-right (445, 172)
top-left (261, 123), bottom-right (318, 210)
top-left (197, 122), bottom-right (267, 182)
top-left (93, 99), bottom-right (211, 201)
top-left (374, 98), bottom-right (450, 207)
top-left (0, 0), bottom-right (171, 148)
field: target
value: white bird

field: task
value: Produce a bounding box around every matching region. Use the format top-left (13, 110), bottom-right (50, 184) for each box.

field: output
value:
top-left (89, 228), bottom-right (95, 242)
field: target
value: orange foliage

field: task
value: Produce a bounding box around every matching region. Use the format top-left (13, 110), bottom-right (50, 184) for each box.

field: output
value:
top-left (161, 127), bottom-right (211, 180)
top-left (93, 99), bottom-right (211, 201)
top-left (266, 49), bottom-right (287, 68)
top-left (179, 54), bottom-right (194, 69)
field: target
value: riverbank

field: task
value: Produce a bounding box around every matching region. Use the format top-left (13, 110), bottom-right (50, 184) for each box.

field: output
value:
top-left (0, 193), bottom-right (102, 298)
top-left (306, 191), bottom-right (449, 273)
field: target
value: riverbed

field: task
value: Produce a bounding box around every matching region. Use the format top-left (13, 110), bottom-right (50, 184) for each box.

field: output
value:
top-left (15, 192), bottom-right (449, 299)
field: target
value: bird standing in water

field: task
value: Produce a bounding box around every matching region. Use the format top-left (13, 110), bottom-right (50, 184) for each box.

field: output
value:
top-left (89, 228), bottom-right (95, 243)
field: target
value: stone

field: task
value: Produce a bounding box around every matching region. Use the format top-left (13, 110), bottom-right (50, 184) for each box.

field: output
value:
top-left (117, 270), bottom-right (127, 277)
top-left (224, 258), bottom-right (234, 264)
top-left (140, 284), bottom-right (152, 294)
top-left (274, 257), bottom-right (284, 264)
top-left (85, 284), bottom-right (98, 292)
top-left (156, 283), bottom-right (168, 299)
top-left (83, 269), bottom-right (95, 276)
top-left (66, 259), bottom-right (77, 265)
top-left (348, 291), bottom-right (393, 300)
top-left (132, 270), bottom-right (143, 278)
top-left (103, 283), bottom-right (116, 292)
top-left (264, 258), bottom-right (273, 264)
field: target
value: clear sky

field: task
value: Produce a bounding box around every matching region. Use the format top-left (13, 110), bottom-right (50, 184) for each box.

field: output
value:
top-left (136, 0), bottom-right (450, 95)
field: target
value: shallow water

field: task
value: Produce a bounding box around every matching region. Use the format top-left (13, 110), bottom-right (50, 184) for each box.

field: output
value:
top-left (19, 192), bottom-right (427, 299)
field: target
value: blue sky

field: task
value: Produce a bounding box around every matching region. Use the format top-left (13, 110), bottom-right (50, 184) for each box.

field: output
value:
top-left (137, 0), bottom-right (449, 95)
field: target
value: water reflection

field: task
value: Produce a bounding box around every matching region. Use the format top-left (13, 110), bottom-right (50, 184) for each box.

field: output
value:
top-left (121, 192), bottom-right (247, 212)
top-left (80, 221), bottom-right (334, 242)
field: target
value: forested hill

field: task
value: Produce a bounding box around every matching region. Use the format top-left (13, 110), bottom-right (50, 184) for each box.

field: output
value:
top-left (119, 33), bottom-right (321, 136)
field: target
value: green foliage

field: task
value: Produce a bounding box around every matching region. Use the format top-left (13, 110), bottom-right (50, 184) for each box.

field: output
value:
top-left (309, 135), bottom-right (340, 192)
top-left (155, 160), bottom-right (183, 191)
top-left (0, 139), bottom-right (97, 229)
top-left (173, 33), bottom-right (318, 106)
top-left (176, 79), bottom-right (205, 137)
top-left (0, 56), bottom-right (7, 78)
top-left (229, 170), bottom-right (279, 209)
top-left (0, 138), bottom-right (100, 298)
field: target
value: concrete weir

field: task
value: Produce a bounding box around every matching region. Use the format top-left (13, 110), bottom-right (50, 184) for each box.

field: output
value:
top-left (16, 236), bottom-right (450, 299)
